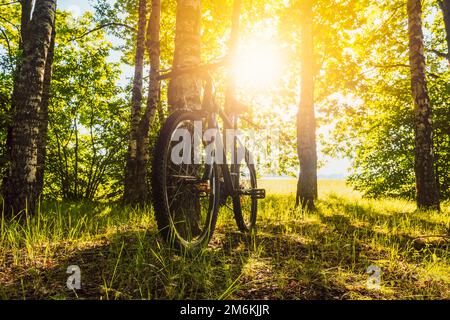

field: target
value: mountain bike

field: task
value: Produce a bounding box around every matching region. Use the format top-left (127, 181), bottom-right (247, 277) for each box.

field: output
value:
top-left (151, 59), bottom-right (266, 251)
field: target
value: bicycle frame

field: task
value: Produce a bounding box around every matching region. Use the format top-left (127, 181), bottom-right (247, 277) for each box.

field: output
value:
top-left (158, 60), bottom-right (257, 199)
top-left (202, 72), bottom-right (244, 198)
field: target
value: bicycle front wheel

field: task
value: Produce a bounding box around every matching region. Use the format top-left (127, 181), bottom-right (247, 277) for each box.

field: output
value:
top-left (232, 150), bottom-right (258, 233)
top-left (152, 110), bottom-right (220, 251)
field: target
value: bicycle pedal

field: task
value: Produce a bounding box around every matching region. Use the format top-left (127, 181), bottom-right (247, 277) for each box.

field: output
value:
top-left (240, 188), bottom-right (266, 199)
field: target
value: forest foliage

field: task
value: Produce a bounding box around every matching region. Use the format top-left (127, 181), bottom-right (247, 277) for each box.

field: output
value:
top-left (0, 0), bottom-right (449, 202)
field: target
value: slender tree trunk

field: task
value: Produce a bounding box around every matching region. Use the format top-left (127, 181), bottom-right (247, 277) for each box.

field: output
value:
top-left (225, 0), bottom-right (241, 113)
top-left (74, 117), bottom-right (79, 200)
top-left (124, 0), bottom-right (161, 206)
top-left (225, 0), bottom-right (241, 188)
top-left (1, 0), bottom-right (57, 215)
top-left (123, 0), bottom-right (148, 205)
top-left (296, 0), bottom-right (317, 210)
top-left (168, 0), bottom-right (202, 112)
top-left (143, 0), bottom-right (162, 149)
top-left (36, 21), bottom-right (56, 200)
top-left (137, 0), bottom-right (161, 204)
top-left (407, 0), bottom-right (441, 211)
top-left (438, 0), bottom-right (450, 62)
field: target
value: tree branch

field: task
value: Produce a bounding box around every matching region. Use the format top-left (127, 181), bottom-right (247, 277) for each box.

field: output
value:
top-left (372, 63), bottom-right (410, 69)
top-left (430, 49), bottom-right (450, 60)
top-left (68, 22), bottom-right (137, 42)
top-left (371, 63), bottom-right (440, 78)
top-left (0, 14), bottom-right (20, 32)
top-left (0, 1), bottom-right (20, 6)
top-left (0, 27), bottom-right (14, 68)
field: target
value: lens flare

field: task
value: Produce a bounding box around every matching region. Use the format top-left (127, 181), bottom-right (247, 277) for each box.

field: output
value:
top-left (231, 40), bottom-right (283, 90)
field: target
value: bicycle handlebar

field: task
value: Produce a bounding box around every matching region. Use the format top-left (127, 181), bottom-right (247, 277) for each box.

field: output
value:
top-left (157, 58), bottom-right (228, 81)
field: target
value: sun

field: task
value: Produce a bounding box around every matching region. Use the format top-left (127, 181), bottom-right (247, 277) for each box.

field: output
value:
top-left (231, 40), bottom-right (284, 90)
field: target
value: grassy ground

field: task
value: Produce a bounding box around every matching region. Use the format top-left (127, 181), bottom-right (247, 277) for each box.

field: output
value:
top-left (0, 180), bottom-right (449, 300)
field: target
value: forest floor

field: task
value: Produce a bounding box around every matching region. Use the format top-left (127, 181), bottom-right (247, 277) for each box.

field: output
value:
top-left (0, 180), bottom-right (449, 300)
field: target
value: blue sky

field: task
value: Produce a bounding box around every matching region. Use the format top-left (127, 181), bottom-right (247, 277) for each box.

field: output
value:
top-left (60, 1), bottom-right (90, 16)
top-left (59, 0), bottom-right (351, 178)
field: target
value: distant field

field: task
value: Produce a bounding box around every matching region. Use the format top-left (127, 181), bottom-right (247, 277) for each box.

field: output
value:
top-left (259, 178), bottom-right (359, 198)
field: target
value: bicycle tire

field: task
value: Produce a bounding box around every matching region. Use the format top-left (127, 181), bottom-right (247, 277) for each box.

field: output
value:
top-left (232, 154), bottom-right (258, 233)
top-left (152, 110), bottom-right (220, 251)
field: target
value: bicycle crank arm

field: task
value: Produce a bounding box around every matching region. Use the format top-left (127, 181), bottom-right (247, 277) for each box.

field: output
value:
top-left (170, 175), bottom-right (203, 183)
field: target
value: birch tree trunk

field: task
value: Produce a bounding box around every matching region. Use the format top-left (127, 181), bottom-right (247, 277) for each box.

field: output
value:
top-left (124, 0), bottom-right (148, 205)
top-left (1, 0), bottom-right (57, 215)
top-left (407, 0), bottom-right (441, 211)
top-left (296, 0), bottom-right (318, 210)
top-left (141, 0), bottom-right (161, 148)
top-left (168, 0), bottom-right (202, 112)
top-left (137, 0), bottom-right (161, 203)
top-left (36, 20), bottom-right (56, 200)
top-left (124, 0), bottom-right (161, 206)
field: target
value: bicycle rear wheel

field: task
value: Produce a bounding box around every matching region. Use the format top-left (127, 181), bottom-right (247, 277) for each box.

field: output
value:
top-left (152, 110), bottom-right (220, 251)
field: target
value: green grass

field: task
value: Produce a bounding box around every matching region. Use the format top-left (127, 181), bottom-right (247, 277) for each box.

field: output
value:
top-left (0, 180), bottom-right (449, 299)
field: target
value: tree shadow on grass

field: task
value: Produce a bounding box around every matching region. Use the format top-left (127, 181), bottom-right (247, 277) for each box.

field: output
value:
top-left (322, 195), bottom-right (450, 251)
top-left (1, 224), bottom-right (355, 300)
top-left (325, 194), bottom-right (446, 232)
top-left (0, 228), bottom-right (252, 300)
top-left (213, 223), bottom-right (366, 300)
top-left (242, 196), bottom-right (450, 299)
top-left (1, 195), bottom-right (448, 300)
